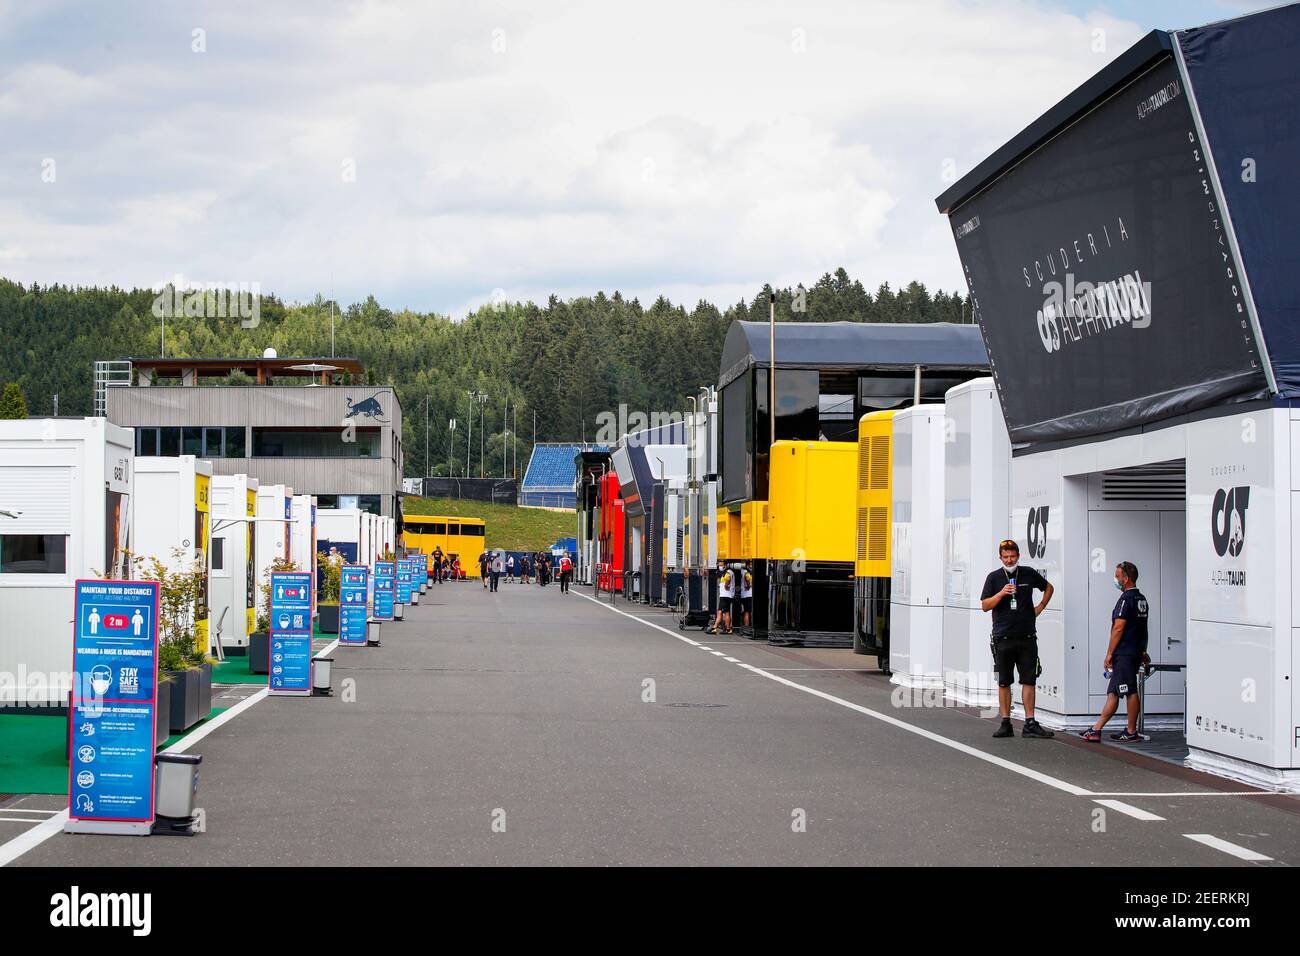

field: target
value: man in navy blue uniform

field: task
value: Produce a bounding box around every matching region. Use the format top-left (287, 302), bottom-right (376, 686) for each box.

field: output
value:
top-left (980, 539), bottom-right (1055, 738)
top-left (1079, 561), bottom-right (1151, 743)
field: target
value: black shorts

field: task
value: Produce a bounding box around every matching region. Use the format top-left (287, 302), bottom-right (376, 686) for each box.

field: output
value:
top-left (1108, 655), bottom-right (1141, 698)
top-left (993, 635), bottom-right (1038, 687)
top-left (718, 596), bottom-right (733, 613)
top-left (742, 597), bottom-right (752, 613)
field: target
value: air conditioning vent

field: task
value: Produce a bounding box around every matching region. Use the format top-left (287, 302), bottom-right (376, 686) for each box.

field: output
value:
top-left (867, 507), bottom-right (888, 561)
top-left (870, 436), bottom-right (890, 490)
top-left (1101, 463), bottom-right (1185, 502)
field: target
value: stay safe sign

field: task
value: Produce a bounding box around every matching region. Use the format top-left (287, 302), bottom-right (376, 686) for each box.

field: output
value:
top-left (65, 579), bottom-right (160, 836)
top-left (339, 565), bottom-right (368, 646)
top-left (373, 561), bottom-right (395, 621)
top-left (269, 572), bottom-right (313, 696)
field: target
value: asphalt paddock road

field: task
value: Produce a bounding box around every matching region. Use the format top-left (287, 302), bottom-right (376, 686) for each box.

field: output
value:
top-left (11, 580), bottom-right (1300, 866)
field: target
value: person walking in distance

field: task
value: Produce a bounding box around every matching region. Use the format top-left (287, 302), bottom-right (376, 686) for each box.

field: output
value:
top-left (506, 553), bottom-right (515, 584)
top-left (980, 539), bottom-right (1055, 739)
top-left (491, 551), bottom-right (504, 592)
top-left (1079, 562), bottom-right (1151, 743)
top-left (559, 552), bottom-right (573, 593)
top-left (478, 550), bottom-right (489, 589)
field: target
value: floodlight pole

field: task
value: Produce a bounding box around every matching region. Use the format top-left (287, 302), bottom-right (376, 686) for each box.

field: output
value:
top-left (769, 291), bottom-right (776, 448)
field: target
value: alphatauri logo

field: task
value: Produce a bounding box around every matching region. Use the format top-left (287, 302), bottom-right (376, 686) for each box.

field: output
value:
top-left (1026, 506), bottom-right (1050, 559)
top-left (49, 886), bottom-right (151, 936)
top-left (1211, 486), bottom-right (1250, 558)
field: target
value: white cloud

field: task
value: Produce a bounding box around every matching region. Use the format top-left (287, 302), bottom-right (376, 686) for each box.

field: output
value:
top-left (0, 0), bottom-right (1158, 314)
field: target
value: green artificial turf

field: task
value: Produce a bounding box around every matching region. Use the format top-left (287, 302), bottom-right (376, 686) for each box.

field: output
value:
top-left (0, 707), bottom-right (228, 796)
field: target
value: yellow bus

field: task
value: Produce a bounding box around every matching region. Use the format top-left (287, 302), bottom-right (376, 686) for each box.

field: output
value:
top-left (402, 514), bottom-right (487, 578)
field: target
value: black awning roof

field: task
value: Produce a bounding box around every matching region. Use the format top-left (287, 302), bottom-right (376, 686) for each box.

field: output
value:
top-left (718, 320), bottom-right (989, 388)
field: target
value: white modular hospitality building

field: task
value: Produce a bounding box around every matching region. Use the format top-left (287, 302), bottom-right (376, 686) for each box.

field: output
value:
top-left (0, 418), bottom-right (134, 707)
top-left (133, 456), bottom-right (213, 654)
top-left (937, 7), bottom-right (1300, 787)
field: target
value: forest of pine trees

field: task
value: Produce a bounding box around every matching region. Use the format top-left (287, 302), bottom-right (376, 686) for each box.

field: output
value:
top-left (0, 269), bottom-right (969, 476)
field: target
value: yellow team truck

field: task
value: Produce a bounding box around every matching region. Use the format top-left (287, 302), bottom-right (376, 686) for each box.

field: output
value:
top-left (402, 513), bottom-right (486, 578)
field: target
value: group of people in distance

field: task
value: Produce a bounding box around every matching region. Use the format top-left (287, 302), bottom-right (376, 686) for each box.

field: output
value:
top-left (426, 547), bottom-right (460, 583)
top-left (477, 549), bottom-right (574, 593)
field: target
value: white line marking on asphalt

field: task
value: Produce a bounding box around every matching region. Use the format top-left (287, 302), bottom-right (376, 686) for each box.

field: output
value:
top-left (724, 657), bottom-right (741, 663)
top-left (1090, 791), bottom-right (1273, 797)
top-left (1183, 834), bottom-right (1272, 861)
top-left (1093, 799), bottom-right (1165, 821)
top-left (0, 811), bottom-right (67, 867)
top-left (711, 651), bottom-right (726, 656)
top-left (318, 639), bottom-right (339, 656)
top-left (0, 808), bottom-right (58, 815)
top-left (164, 688), bottom-right (268, 754)
top-left (0, 818), bottom-right (54, 824)
top-left (577, 592), bottom-right (1093, 797)
top-left (698, 646), bottom-right (712, 651)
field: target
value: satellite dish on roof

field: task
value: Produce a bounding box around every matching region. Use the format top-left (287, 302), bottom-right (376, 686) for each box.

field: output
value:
top-left (263, 347), bottom-right (278, 359)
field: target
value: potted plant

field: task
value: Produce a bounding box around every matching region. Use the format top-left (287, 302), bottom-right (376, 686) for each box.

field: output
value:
top-left (250, 558), bottom-right (299, 674)
top-left (138, 549), bottom-right (214, 733)
top-left (317, 550), bottom-right (341, 634)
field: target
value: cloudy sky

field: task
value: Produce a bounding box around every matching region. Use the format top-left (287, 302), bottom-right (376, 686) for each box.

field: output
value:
top-left (0, 0), bottom-right (1276, 317)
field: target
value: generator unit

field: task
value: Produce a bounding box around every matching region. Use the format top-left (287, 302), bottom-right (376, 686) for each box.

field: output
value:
top-left (888, 405), bottom-right (947, 689)
top-left (854, 411), bottom-right (897, 671)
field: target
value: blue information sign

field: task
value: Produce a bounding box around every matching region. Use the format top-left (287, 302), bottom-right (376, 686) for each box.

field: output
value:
top-left (396, 560), bottom-right (415, 604)
top-left (373, 561), bottom-right (395, 621)
top-left (339, 565), bottom-right (368, 646)
top-left (66, 579), bottom-right (160, 835)
top-left (269, 572), bottom-right (313, 696)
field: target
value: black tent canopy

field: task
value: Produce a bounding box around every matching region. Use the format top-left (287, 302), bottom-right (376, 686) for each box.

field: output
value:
top-left (718, 321), bottom-right (989, 388)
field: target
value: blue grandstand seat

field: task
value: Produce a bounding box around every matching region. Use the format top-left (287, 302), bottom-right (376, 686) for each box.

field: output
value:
top-left (520, 444), bottom-right (606, 508)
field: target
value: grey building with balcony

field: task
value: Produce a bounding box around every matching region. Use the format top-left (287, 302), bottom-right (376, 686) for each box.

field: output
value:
top-left (103, 355), bottom-right (404, 516)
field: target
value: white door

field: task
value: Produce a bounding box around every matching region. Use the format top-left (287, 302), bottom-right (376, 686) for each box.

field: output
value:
top-left (1156, 511), bottom-right (1187, 699)
top-left (1087, 511), bottom-right (1161, 700)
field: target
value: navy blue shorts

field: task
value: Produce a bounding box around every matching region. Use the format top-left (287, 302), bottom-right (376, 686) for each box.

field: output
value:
top-left (1108, 656), bottom-right (1141, 698)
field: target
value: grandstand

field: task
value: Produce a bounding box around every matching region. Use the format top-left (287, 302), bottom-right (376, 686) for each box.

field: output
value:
top-left (519, 443), bottom-right (607, 509)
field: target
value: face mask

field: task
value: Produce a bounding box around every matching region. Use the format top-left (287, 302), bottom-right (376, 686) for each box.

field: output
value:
top-left (1114, 578), bottom-right (1124, 591)
top-left (1003, 562), bottom-right (1018, 573)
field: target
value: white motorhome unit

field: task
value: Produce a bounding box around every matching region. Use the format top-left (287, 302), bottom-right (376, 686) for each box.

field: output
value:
top-left (941, 379), bottom-right (1012, 708)
top-left (210, 474), bottom-right (258, 650)
top-left (290, 495), bottom-right (317, 617)
top-left (318, 507), bottom-right (364, 565)
top-left (254, 483), bottom-right (293, 619)
top-left (888, 405), bottom-right (947, 689)
top-left (0, 418), bottom-right (133, 707)
top-left (134, 456), bottom-right (214, 654)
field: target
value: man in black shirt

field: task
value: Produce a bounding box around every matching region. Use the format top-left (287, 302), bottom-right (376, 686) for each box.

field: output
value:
top-left (1079, 561), bottom-right (1151, 743)
top-left (980, 539), bottom-right (1055, 739)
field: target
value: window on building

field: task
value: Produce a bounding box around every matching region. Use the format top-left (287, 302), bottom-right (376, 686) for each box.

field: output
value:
top-left (252, 428), bottom-right (382, 458)
top-left (160, 427), bottom-right (180, 456)
top-left (211, 536), bottom-right (225, 571)
top-left (136, 428), bottom-right (160, 456)
top-left (0, 534), bottom-right (68, 574)
top-left (225, 427), bottom-right (246, 458)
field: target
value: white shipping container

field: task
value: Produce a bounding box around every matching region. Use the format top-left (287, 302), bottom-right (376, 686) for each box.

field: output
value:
top-left (210, 474), bottom-right (258, 649)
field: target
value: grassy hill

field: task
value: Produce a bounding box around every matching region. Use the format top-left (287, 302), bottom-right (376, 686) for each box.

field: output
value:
top-left (403, 497), bottom-right (575, 552)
